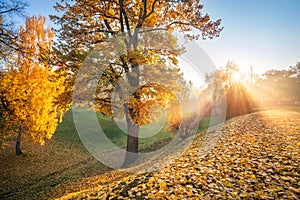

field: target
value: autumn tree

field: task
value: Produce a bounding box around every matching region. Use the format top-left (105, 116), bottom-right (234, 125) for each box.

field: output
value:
top-left (51, 0), bottom-right (223, 165)
top-left (205, 61), bottom-right (254, 119)
top-left (0, 16), bottom-right (67, 155)
top-left (253, 62), bottom-right (300, 103)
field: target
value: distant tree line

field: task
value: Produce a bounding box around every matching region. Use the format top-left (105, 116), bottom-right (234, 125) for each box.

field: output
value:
top-left (253, 62), bottom-right (300, 104)
top-left (200, 61), bottom-right (254, 119)
top-left (197, 61), bottom-right (300, 120)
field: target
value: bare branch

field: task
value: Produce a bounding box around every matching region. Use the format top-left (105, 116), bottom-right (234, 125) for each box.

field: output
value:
top-left (119, 0), bottom-right (132, 40)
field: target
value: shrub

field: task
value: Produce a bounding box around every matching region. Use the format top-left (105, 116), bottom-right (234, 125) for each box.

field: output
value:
top-left (167, 112), bottom-right (202, 139)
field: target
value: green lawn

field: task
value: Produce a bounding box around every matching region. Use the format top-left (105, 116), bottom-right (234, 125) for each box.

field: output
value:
top-left (57, 110), bottom-right (207, 153)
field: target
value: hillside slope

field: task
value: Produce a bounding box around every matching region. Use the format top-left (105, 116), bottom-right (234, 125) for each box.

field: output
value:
top-left (58, 110), bottom-right (300, 199)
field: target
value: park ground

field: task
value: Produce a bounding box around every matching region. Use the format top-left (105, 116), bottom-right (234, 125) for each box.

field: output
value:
top-left (0, 107), bottom-right (300, 199)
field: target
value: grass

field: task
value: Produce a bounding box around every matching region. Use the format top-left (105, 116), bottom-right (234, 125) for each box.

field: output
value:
top-left (56, 111), bottom-right (215, 157)
top-left (70, 110), bottom-right (176, 152)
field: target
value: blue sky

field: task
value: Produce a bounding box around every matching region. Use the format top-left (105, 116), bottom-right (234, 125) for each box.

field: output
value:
top-left (25, 0), bottom-right (300, 74)
top-left (200, 0), bottom-right (300, 73)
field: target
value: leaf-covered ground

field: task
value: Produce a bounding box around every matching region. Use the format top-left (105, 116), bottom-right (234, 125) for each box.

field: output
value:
top-left (59, 110), bottom-right (300, 199)
top-left (0, 116), bottom-right (111, 200)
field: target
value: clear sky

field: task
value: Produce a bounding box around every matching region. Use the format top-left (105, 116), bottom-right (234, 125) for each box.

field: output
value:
top-left (25, 0), bottom-right (300, 74)
top-left (200, 0), bottom-right (300, 74)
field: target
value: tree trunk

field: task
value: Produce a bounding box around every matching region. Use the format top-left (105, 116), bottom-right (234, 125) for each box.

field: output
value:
top-left (122, 103), bottom-right (140, 167)
top-left (123, 119), bottom-right (139, 167)
top-left (16, 131), bottom-right (23, 155)
top-left (121, 36), bottom-right (140, 167)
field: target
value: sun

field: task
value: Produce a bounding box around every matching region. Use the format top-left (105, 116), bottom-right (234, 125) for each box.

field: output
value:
top-left (232, 71), bottom-right (243, 82)
top-left (231, 71), bottom-right (252, 85)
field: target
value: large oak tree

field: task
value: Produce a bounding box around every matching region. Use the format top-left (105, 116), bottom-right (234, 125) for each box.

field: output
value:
top-left (51, 0), bottom-right (223, 166)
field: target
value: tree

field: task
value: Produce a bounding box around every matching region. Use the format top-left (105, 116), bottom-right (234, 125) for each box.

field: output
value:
top-left (253, 62), bottom-right (300, 103)
top-left (73, 34), bottom-right (190, 166)
top-left (0, 16), bottom-right (67, 155)
top-left (205, 61), bottom-right (254, 119)
top-left (51, 0), bottom-right (223, 165)
top-left (0, 0), bottom-right (27, 63)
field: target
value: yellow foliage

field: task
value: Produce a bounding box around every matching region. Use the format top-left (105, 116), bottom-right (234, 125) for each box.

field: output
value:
top-left (129, 83), bottom-right (176, 126)
top-left (159, 181), bottom-right (167, 191)
top-left (0, 16), bottom-right (67, 147)
top-left (1, 67), bottom-right (65, 145)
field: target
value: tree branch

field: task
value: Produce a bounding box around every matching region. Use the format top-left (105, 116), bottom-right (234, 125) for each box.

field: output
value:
top-left (104, 19), bottom-right (114, 34)
top-left (145, 0), bottom-right (159, 19)
top-left (119, 0), bottom-right (132, 41)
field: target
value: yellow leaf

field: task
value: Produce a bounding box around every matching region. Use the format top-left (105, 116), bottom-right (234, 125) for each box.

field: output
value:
top-left (159, 182), bottom-right (167, 190)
